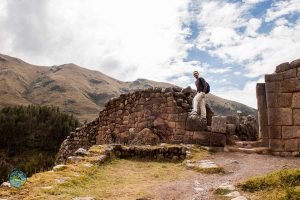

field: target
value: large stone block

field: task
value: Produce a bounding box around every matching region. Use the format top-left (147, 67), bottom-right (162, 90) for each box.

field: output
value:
top-left (280, 77), bottom-right (300, 93)
top-left (297, 67), bottom-right (300, 77)
top-left (270, 139), bottom-right (285, 151)
top-left (268, 108), bottom-right (293, 125)
top-left (292, 92), bottom-right (300, 108)
top-left (275, 62), bottom-right (292, 73)
top-left (210, 132), bottom-right (226, 147)
top-left (291, 59), bottom-right (300, 68)
top-left (192, 131), bottom-right (210, 146)
top-left (211, 116), bottom-right (227, 133)
top-left (285, 139), bottom-right (299, 152)
top-left (282, 126), bottom-right (300, 139)
top-left (282, 68), bottom-right (297, 79)
top-left (185, 113), bottom-right (207, 131)
top-left (259, 124), bottom-right (269, 139)
top-left (265, 81), bottom-right (280, 93)
top-left (293, 109), bottom-right (300, 125)
top-left (258, 109), bottom-right (268, 126)
top-left (265, 73), bottom-right (283, 82)
top-left (226, 124), bottom-right (236, 135)
top-left (257, 95), bottom-right (267, 110)
top-left (226, 116), bottom-right (238, 125)
top-left (266, 93), bottom-right (293, 108)
top-left (268, 126), bottom-right (282, 139)
top-left (256, 83), bottom-right (266, 96)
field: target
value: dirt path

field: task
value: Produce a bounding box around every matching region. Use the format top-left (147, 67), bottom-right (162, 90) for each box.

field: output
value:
top-left (153, 152), bottom-right (300, 200)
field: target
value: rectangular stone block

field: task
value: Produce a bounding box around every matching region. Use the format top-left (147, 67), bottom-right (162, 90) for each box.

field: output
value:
top-left (226, 124), bottom-right (236, 135)
top-left (175, 121), bottom-right (186, 129)
top-left (256, 83), bottom-right (266, 96)
top-left (293, 109), bottom-right (300, 125)
top-left (226, 116), bottom-right (237, 124)
top-left (265, 73), bottom-right (283, 82)
top-left (285, 139), bottom-right (299, 152)
top-left (192, 131), bottom-right (210, 146)
top-left (268, 126), bottom-right (282, 139)
top-left (258, 109), bottom-right (268, 126)
top-left (270, 139), bottom-right (285, 151)
top-left (275, 62), bottom-right (291, 73)
top-left (266, 93), bottom-right (292, 108)
top-left (259, 125), bottom-right (269, 139)
top-left (167, 121), bottom-right (176, 129)
top-left (265, 81), bottom-right (280, 93)
top-left (211, 116), bottom-right (227, 133)
top-left (280, 77), bottom-right (300, 93)
top-left (282, 68), bottom-right (297, 79)
top-left (257, 95), bottom-right (267, 110)
top-left (297, 67), bottom-right (300, 77)
top-left (268, 108), bottom-right (293, 125)
top-left (282, 126), bottom-right (300, 139)
top-left (210, 132), bottom-right (226, 147)
top-left (173, 129), bottom-right (185, 135)
top-left (292, 92), bottom-right (300, 108)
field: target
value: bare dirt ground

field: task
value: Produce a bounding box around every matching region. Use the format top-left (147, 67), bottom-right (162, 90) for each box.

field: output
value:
top-left (153, 152), bottom-right (300, 200)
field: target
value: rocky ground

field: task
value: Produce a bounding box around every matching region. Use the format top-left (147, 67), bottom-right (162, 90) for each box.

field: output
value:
top-left (153, 152), bottom-right (300, 200)
top-left (1, 145), bottom-right (299, 200)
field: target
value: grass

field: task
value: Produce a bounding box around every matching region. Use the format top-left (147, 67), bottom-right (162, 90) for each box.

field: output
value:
top-left (238, 168), bottom-right (300, 200)
top-left (194, 166), bottom-right (225, 174)
top-left (0, 144), bottom-right (211, 200)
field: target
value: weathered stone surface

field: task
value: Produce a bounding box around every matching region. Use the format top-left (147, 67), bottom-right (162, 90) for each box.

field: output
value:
top-left (186, 113), bottom-right (207, 131)
top-left (53, 164), bottom-right (67, 171)
top-left (297, 67), bottom-right (300, 77)
top-left (265, 73), bottom-right (283, 82)
top-left (265, 81), bottom-right (281, 93)
top-left (210, 132), bottom-right (226, 147)
top-left (292, 92), bottom-right (300, 108)
top-left (282, 126), bottom-right (300, 139)
top-left (266, 93), bottom-right (292, 108)
top-left (270, 139), bottom-right (284, 151)
top-left (192, 131), bottom-right (210, 146)
top-left (211, 116), bottom-right (227, 133)
top-left (285, 139), bottom-right (299, 151)
top-left (130, 128), bottom-right (160, 145)
top-left (290, 59), bottom-right (300, 68)
top-left (268, 126), bottom-right (282, 139)
top-left (75, 148), bottom-right (89, 156)
top-left (268, 108), bottom-right (293, 125)
top-left (275, 62), bottom-right (291, 73)
top-left (226, 124), bottom-right (236, 135)
top-left (293, 109), bottom-right (300, 125)
top-left (280, 77), bottom-right (300, 93)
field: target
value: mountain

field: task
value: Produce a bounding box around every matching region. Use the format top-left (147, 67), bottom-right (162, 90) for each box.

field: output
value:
top-left (0, 54), bottom-right (257, 122)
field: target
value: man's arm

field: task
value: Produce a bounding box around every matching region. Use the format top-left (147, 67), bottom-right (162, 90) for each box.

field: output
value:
top-left (199, 78), bottom-right (207, 93)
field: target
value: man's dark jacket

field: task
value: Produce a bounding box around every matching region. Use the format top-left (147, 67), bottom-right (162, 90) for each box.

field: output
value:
top-left (195, 77), bottom-right (207, 93)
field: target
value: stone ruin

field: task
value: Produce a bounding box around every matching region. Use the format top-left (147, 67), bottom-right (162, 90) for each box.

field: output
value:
top-left (257, 58), bottom-right (300, 156)
top-left (57, 86), bottom-right (257, 163)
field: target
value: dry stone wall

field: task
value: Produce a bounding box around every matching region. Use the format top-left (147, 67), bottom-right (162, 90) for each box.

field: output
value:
top-left (57, 86), bottom-right (257, 163)
top-left (256, 58), bottom-right (300, 156)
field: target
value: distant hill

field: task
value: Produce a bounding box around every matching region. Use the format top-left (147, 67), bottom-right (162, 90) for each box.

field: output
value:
top-left (0, 54), bottom-right (257, 122)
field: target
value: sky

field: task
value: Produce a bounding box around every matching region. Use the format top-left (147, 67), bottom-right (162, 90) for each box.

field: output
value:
top-left (0, 0), bottom-right (299, 108)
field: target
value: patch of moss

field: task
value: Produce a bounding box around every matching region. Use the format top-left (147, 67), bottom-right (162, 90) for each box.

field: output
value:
top-left (238, 168), bottom-right (300, 192)
top-left (194, 166), bottom-right (225, 174)
top-left (214, 188), bottom-right (231, 195)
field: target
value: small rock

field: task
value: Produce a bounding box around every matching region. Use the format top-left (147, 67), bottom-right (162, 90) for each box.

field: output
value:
top-left (231, 196), bottom-right (247, 200)
top-left (53, 164), bottom-right (67, 171)
top-left (198, 160), bottom-right (218, 169)
top-left (55, 178), bottom-right (65, 183)
top-left (194, 187), bottom-right (204, 192)
top-left (225, 191), bottom-right (241, 198)
top-left (72, 197), bottom-right (95, 200)
top-left (75, 148), bottom-right (89, 156)
top-left (41, 186), bottom-right (53, 190)
top-left (83, 163), bottom-right (93, 168)
top-left (218, 182), bottom-right (236, 191)
top-left (0, 182), bottom-right (11, 188)
top-left (67, 156), bottom-right (84, 164)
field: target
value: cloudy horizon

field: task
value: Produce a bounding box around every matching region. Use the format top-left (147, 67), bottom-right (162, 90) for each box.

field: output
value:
top-left (0, 0), bottom-right (299, 108)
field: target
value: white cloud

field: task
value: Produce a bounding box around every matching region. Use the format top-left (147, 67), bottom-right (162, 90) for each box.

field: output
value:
top-left (266, 0), bottom-right (300, 22)
top-left (0, 0), bottom-right (194, 82)
top-left (214, 77), bottom-right (264, 108)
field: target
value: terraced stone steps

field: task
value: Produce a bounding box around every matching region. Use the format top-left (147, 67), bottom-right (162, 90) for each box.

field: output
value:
top-left (225, 140), bottom-right (270, 154)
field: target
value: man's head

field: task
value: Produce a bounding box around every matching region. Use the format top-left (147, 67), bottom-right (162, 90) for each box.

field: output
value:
top-left (193, 71), bottom-right (199, 79)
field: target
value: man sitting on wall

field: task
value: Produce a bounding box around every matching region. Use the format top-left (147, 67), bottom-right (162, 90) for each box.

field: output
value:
top-left (191, 71), bottom-right (209, 122)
